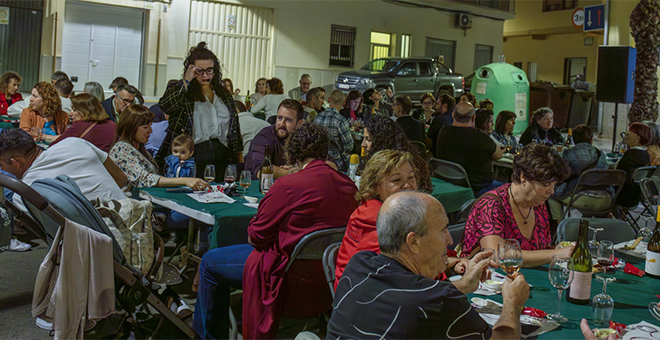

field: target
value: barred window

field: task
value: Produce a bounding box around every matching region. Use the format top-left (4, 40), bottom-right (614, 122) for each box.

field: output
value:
top-left (330, 25), bottom-right (356, 67)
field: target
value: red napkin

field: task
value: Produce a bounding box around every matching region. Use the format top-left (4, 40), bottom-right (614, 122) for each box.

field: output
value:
top-left (610, 320), bottom-right (626, 336)
top-left (624, 263), bottom-right (645, 277)
top-left (522, 307), bottom-right (547, 318)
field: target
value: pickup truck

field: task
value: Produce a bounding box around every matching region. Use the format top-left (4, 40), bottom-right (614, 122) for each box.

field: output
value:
top-left (334, 57), bottom-right (464, 102)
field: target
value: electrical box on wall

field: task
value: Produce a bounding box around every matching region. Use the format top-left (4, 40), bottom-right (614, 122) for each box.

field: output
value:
top-left (455, 13), bottom-right (472, 29)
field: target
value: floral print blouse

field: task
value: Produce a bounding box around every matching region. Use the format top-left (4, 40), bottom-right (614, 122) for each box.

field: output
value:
top-left (110, 140), bottom-right (161, 192)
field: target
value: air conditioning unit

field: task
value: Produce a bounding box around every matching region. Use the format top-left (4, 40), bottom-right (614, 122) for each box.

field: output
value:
top-left (455, 13), bottom-right (472, 29)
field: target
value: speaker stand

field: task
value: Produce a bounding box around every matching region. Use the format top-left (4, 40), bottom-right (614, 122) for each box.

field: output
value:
top-left (611, 103), bottom-right (619, 152)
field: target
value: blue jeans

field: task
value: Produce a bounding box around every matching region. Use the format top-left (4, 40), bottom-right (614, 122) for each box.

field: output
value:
top-left (476, 180), bottom-right (505, 197)
top-left (193, 244), bottom-right (254, 339)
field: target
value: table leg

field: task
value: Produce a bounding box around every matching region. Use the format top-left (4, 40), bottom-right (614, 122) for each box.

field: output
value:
top-left (187, 218), bottom-right (195, 255)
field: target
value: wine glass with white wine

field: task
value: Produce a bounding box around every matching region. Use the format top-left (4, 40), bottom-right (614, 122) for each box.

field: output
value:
top-left (547, 255), bottom-right (574, 323)
top-left (239, 170), bottom-right (252, 196)
top-left (497, 239), bottom-right (522, 279)
top-left (204, 165), bottom-right (216, 184)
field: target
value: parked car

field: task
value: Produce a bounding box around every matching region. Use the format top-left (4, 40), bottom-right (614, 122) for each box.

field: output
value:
top-left (334, 57), bottom-right (464, 102)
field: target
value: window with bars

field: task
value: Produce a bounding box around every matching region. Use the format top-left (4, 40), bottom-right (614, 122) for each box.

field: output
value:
top-left (330, 25), bottom-right (356, 67)
top-left (542, 0), bottom-right (577, 12)
top-left (474, 44), bottom-right (493, 71)
top-left (401, 34), bottom-right (411, 58)
top-left (370, 31), bottom-right (391, 61)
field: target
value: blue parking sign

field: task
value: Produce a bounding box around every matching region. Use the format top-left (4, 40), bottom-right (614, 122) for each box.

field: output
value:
top-left (584, 4), bottom-right (605, 32)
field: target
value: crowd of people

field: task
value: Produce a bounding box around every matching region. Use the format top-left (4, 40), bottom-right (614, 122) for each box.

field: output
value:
top-left (0, 39), bottom-right (650, 340)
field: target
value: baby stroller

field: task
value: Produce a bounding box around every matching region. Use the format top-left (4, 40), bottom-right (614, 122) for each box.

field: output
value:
top-left (0, 173), bottom-right (196, 339)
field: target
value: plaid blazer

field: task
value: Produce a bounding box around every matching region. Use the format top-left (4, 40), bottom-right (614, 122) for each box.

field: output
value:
top-left (155, 80), bottom-right (243, 170)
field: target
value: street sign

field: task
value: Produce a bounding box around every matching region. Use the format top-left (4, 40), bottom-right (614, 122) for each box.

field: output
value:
top-left (584, 4), bottom-right (605, 32)
top-left (572, 8), bottom-right (584, 28)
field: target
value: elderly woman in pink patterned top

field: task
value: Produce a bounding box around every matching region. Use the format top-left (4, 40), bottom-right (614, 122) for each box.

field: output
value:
top-left (461, 144), bottom-right (574, 267)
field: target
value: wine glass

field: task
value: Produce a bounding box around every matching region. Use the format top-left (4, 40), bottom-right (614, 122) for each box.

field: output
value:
top-left (588, 227), bottom-right (603, 261)
top-left (239, 170), bottom-right (252, 196)
top-left (640, 215), bottom-right (654, 242)
top-left (30, 127), bottom-right (42, 142)
top-left (597, 240), bottom-right (614, 272)
top-left (592, 273), bottom-right (617, 327)
top-left (547, 255), bottom-right (574, 323)
top-left (204, 165), bottom-right (216, 184)
top-left (224, 164), bottom-right (237, 186)
top-left (497, 239), bottom-right (523, 279)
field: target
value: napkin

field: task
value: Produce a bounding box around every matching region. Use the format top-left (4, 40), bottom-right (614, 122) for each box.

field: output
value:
top-left (187, 191), bottom-right (235, 204)
top-left (614, 240), bottom-right (648, 257)
top-left (471, 298), bottom-right (559, 337)
top-left (622, 321), bottom-right (660, 339)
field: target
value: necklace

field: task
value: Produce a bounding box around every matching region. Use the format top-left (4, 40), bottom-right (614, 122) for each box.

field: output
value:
top-left (509, 185), bottom-right (532, 224)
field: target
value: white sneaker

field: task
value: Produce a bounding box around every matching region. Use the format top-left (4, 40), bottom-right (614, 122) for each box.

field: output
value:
top-left (36, 316), bottom-right (52, 330)
top-left (9, 239), bottom-right (31, 252)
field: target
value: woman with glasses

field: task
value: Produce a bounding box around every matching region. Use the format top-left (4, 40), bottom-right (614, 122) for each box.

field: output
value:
top-left (412, 92), bottom-right (435, 125)
top-left (155, 41), bottom-right (243, 182)
top-left (50, 93), bottom-right (116, 152)
top-left (616, 122), bottom-right (652, 208)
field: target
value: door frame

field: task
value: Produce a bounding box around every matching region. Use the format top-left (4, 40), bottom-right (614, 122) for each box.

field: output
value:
top-left (64, 0), bottom-right (146, 92)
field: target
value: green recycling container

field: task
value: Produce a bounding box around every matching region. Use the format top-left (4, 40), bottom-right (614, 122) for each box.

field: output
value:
top-left (471, 63), bottom-right (530, 135)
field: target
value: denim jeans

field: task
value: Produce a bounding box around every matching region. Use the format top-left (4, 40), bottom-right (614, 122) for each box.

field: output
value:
top-left (476, 180), bottom-right (505, 197)
top-left (193, 244), bottom-right (254, 339)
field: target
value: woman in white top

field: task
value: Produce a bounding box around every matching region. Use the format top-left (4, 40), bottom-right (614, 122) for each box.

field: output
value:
top-left (110, 104), bottom-right (209, 193)
top-left (249, 78), bottom-right (267, 106)
top-left (250, 77), bottom-right (288, 122)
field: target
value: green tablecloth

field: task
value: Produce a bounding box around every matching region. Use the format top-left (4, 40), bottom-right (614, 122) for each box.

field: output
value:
top-left (140, 178), bottom-right (473, 250)
top-left (469, 254), bottom-right (660, 338)
top-left (430, 177), bottom-right (474, 214)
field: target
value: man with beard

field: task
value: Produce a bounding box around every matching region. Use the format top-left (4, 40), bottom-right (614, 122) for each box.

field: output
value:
top-left (245, 99), bottom-right (304, 179)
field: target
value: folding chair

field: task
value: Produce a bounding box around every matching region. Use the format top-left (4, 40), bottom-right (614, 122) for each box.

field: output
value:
top-left (428, 158), bottom-right (471, 189)
top-left (448, 198), bottom-right (475, 225)
top-left (556, 218), bottom-right (636, 244)
top-left (322, 242), bottom-right (342, 299)
top-left (410, 141), bottom-right (429, 160)
top-left (447, 223), bottom-right (465, 251)
top-left (634, 166), bottom-right (660, 217)
top-left (560, 169), bottom-right (626, 219)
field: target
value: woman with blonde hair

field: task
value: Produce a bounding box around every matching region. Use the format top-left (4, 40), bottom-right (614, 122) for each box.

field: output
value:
top-left (51, 93), bottom-right (117, 152)
top-left (19, 82), bottom-right (68, 142)
top-left (110, 104), bottom-right (209, 194)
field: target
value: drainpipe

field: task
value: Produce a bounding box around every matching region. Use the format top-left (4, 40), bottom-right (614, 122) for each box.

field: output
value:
top-left (598, 0), bottom-right (610, 136)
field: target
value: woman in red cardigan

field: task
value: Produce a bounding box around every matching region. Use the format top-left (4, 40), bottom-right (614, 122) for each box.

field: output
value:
top-left (50, 93), bottom-right (117, 152)
top-left (0, 71), bottom-right (22, 116)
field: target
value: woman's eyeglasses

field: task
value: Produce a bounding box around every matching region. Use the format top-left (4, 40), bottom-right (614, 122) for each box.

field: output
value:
top-left (194, 67), bottom-right (215, 76)
top-left (422, 101), bottom-right (434, 106)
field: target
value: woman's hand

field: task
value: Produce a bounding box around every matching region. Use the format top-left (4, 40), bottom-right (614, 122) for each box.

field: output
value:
top-left (234, 88), bottom-right (241, 96)
top-left (386, 87), bottom-right (394, 99)
top-left (184, 178), bottom-right (210, 191)
top-left (554, 243), bottom-right (575, 257)
top-left (184, 64), bottom-right (197, 83)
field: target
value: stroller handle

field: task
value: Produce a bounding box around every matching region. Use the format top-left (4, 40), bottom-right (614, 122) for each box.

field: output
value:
top-left (0, 173), bottom-right (48, 210)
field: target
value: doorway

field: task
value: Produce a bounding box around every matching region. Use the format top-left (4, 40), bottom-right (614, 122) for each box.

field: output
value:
top-left (61, 1), bottom-right (145, 94)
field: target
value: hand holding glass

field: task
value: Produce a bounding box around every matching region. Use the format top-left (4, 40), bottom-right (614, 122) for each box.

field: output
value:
top-left (547, 255), bottom-right (574, 323)
top-left (498, 239), bottom-right (523, 279)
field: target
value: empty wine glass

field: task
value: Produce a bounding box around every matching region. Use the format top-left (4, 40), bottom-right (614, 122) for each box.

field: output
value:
top-left (593, 273), bottom-right (616, 327)
top-left (497, 239), bottom-right (523, 279)
top-left (547, 255), bottom-right (574, 323)
top-left (224, 164), bottom-right (237, 186)
top-left (239, 170), bottom-right (252, 196)
top-left (640, 215), bottom-right (654, 242)
top-left (204, 165), bottom-right (216, 183)
top-left (588, 227), bottom-right (603, 261)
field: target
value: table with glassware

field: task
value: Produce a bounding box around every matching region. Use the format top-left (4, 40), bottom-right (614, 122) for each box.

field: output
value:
top-left (467, 239), bottom-right (660, 339)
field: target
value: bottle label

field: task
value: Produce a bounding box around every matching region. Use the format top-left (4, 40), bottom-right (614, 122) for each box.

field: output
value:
top-left (569, 271), bottom-right (592, 300)
top-left (261, 174), bottom-right (273, 192)
top-left (646, 251), bottom-right (660, 276)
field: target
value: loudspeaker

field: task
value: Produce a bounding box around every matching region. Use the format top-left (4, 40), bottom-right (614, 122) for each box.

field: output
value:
top-left (596, 46), bottom-right (636, 103)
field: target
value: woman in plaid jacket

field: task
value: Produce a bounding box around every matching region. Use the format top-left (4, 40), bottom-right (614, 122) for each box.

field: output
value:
top-left (155, 42), bottom-right (243, 181)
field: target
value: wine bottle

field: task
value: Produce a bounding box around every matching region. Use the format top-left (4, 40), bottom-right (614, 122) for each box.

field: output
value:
top-left (245, 90), bottom-right (251, 109)
top-left (260, 144), bottom-right (273, 194)
top-left (563, 128), bottom-right (574, 149)
top-left (646, 206), bottom-right (660, 278)
top-left (566, 219), bottom-right (593, 305)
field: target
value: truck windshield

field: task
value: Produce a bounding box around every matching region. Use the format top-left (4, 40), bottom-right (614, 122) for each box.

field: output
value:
top-left (361, 59), bottom-right (400, 72)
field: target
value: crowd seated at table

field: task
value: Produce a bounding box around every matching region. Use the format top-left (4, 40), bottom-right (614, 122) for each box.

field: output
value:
top-left (3, 38), bottom-right (660, 340)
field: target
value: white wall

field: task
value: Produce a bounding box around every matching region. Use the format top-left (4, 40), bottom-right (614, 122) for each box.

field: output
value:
top-left (165, 0), bottom-right (505, 93)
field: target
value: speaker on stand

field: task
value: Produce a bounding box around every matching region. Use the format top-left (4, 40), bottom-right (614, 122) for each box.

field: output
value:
top-left (596, 46), bottom-right (636, 151)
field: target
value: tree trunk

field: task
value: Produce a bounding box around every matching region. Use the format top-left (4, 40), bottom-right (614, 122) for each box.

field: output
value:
top-left (629, 0), bottom-right (660, 123)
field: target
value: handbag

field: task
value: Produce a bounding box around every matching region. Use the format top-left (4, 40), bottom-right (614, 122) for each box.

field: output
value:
top-left (78, 122), bottom-right (98, 139)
